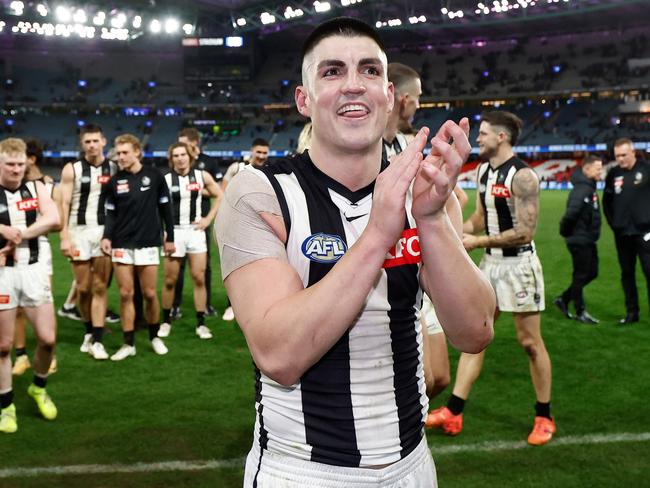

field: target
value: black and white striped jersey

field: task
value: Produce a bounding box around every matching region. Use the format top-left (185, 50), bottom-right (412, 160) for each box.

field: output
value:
top-left (382, 132), bottom-right (409, 162)
top-left (251, 152), bottom-right (427, 468)
top-left (478, 156), bottom-right (536, 257)
top-left (164, 169), bottom-right (204, 227)
top-left (69, 158), bottom-right (117, 227)
top-left (0, 181), bottom-right (40, 266)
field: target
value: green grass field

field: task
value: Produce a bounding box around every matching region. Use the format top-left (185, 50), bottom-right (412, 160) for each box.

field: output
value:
top-left (2, 190), bottom-right (649, 487)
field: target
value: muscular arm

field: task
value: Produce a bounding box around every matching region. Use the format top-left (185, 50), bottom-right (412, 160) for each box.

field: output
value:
top-left (462, 188), bottom-right (486, 235)
top-left (196, 171), bottom-right (223, 228)
top-left (21, 181), bottom-right (60, 240)
top-left (51, 185), bottom-right (63, 232)
top-left (59, 163), bottom-right (74, 239)
top-left (468, 167), bottom-right (539, 249)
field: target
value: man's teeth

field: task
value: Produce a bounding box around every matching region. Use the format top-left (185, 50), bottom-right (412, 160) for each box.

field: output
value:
top-left (338, 104), bottom-right (366, 115)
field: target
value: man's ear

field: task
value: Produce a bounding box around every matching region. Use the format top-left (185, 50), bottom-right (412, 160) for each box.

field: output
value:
top-left (295, 85), bottom-right (311, 118)
top-left (386, 81), bottom-right (395, 114)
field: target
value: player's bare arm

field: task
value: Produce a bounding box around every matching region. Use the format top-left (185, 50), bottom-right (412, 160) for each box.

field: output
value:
top-left (195, 171), bottom-right (223, 230)
top-left (415, 119), bottom-right (495, 353)
top-left (58, 163), bottom-right (75, 257)
top-left (20, 180), bottom-right (60, 240)
top-left (226, 129), bottom-right (428, 386)
top-left (464, 167), bottom-right (539, 250)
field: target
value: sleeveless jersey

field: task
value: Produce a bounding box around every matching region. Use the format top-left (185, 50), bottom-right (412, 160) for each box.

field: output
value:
top-left (0, 181), bottom-right (40, 266)
top-left (69, 159), bottom-right (117, 227)
top-left (165, 169), bottom-right (204, 227)
top-left (251, 152), bottom-right (428, 468)
top-left (382, 132), bottom-right (409, 161)
top-left (477, 156), bottom-right (536, 257)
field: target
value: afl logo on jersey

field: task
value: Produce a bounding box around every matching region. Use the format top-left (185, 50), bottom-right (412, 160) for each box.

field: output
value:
top-left (81, 176), bottom-right (91, 184)
top-left (171, 185), bottom-right (180, 193)
top-left (301, 233), bottom-right (347, 263)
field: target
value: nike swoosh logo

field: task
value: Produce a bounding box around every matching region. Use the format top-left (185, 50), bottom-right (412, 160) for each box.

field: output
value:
top-left (345, 214), bottom-right (368, 222)
top-left (140, 187), bottom-right (151, 191)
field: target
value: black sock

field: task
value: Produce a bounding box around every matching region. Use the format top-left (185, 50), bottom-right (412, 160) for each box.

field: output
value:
top-left (84, 321), bottom-right (92, 334)
top-left (196, 311), bottom-right (205, 327)
top-left (535, 401), bottom-right (552, 419)
top-left (163, 308), bottom-right (171, 323)
top-left (33, 375), bottom-right (47, 389)
top-left (148, 323), bottom-right (160, 341)
top-left (92, 327), bottom-right (104, 344)
top-left (447, 394), bottom-right (466, 415)
top-left (124, 330), bottom-right (135, 346)
top-left (0, 390), bottom-right (13, 408)
top-left (15, 347), bottom-right (27, 357)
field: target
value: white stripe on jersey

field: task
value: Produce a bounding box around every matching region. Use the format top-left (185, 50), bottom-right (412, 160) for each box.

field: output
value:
top-left (165, 169), bottom-right (204, 227)
top-left (2, 181), bottom-right (38, 265)
top-left (69, 160), bottom-right (116, 227)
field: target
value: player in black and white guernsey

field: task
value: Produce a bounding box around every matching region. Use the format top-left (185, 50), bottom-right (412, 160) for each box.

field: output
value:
top-left (101, 134), bottom-right (175, 361)
top-left (0, 138), bottom-right (61, 434)
top-left (215, 18), bottom-right (495, 487)
top-left (429, 110), bottom-right (556, 447)
top-left (172, 128), bottom-right (224, 319)
top-left (12, 138), bottom-right (61, 377)
top-left (59, 124), bottom-right (117, 360)
top-left (159, 142), bottom-right (223, 340)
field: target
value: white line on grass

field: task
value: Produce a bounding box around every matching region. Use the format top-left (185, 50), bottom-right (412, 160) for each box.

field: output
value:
top-left (2, 432), bottom-right (649, 479)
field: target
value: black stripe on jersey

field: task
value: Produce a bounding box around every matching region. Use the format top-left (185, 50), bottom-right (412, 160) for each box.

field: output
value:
top-left (263, 168), bottom-right (292, 241)
top-left (0, 187), bottom-right (12, 266)
top-left (189, 171), bottom-right (198, 224)
top-left (386, 214), bottom-right (423, 459)
top-left (77, 162), bottom-right (91, 226)
top-left (291, 160), bottom-right (361, 467)
top-left (171, 171), bottom-right (181, 227)
top-left (252, 366), bottom-right (267, 488)
top-left (23, 184), bottom-right (39, 264)
top-left (97, 161), bottom-right (112, 225)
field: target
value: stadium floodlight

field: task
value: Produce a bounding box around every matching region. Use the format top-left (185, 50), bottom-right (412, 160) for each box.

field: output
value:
top-left (56, 6), bottom-right (72, 23)
top-left (133, 15), bottom-right (142, 28)
top-left (36, 3), bottom-right (48, 16)
top-left (341, 0), bottom-right (362, 6)
top-left (72, 9), bottom-right (86, 24)
top-left (78, 79), bottom-right (87, 87)
top-left (111, 12), bottom-right (127, 29)
top-left (314, 1), bottom-right (331, 13)
top-left (9, 1), bottom-right (24, 16)
top-left (260, 12), bottom-right (275, 25)
top-left (284, 7), bottom-right (304, 19)
top-left (93, 11), bottom-right (105, 26)
top-left (150, 19), bottom-right (161, 33)
top-left (0, 21), bottom-right (5, 32)
top-left (236, 17), bottom-right (246, 26)
top-left (164, 18), bottom-right (179, 34)
top-left (182, 23), bottom-right (193, 35)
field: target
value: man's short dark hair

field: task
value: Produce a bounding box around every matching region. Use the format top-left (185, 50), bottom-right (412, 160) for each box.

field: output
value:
top-left (178, 127), bottom-right (201, 143)
top-left (480, 111), bottom-right (524, 146)
top-left (79, 124), bottom-right (104, 139)
top-left (614, 137), bottom-right (634, 148)
top-left (583, 154), bottom-right (602, 167)
top-left (25, 138), bottom-right (44, 166)
top-left (252, 138), bottom-right (269, 148)
top-left (388, 63), bottom-right (420, 94)
top-left (300, 17), bottom-right (385, 67)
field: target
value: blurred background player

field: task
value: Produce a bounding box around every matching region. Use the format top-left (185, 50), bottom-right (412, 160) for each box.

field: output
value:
top-left (59, 124), bottom-right (117, 360)
top-left (159, 142), bottom-right (223, 339)
top-left (428, 111), bottom-right (555, 446)
top-left (171, 128), bottom-right (223, 319)
top-left (603, 138), bottom-right (650, 325)
top-left (0, 137), bottom-right (60, 433)
top-left (555, 155), bottom-right (603, 324)
top-left (101, 134), bottom-right (175, 361)
top-left (220, 137), bottom-right (270, 322)
top-left (12, 139), bottom-right (60, 376)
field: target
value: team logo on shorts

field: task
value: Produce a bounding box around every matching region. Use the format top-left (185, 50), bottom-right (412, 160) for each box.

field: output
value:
top-left (384, 228), bottom-right (421, 268)
top-left (114, 250), bottom-right (125, 258)
top-left (301, 233), bottom-right (347, 263)
top-left (0, 295), bottom-right (10, 304)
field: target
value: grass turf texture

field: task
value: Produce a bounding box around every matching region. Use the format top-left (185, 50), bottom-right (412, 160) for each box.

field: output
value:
top-left (3, 190), bottom-right (649, 487)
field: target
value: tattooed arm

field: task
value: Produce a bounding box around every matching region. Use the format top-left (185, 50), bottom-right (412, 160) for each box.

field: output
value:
top-left (463, 167), bottom-right (539, 250)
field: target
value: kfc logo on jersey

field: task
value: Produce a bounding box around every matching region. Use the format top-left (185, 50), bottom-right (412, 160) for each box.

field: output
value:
top-left (116, 183), bottom-right (129, 194)
top-left (383, 228), bottom-right (421, 268)
top-left (302, 233), bottom-right (347, 263)
top-left (17, 198), bottom-right (39, 211)
top-left (186, 182), bottom-right (201, 191)
top-left (97, 175), bottom-right (111, 184)
top-left (491, 184), bottom-right (511, 198)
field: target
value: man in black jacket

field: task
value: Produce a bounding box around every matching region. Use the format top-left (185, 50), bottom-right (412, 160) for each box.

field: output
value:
top-left (554, 155), bottom-right (603, 324)
top-left (603, 138), bottom-right (650, 325)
